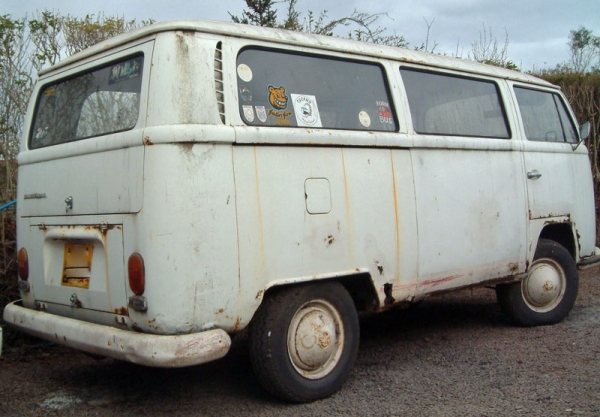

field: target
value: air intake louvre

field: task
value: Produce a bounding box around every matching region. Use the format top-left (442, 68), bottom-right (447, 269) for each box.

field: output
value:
top-left (214, 42), bottom-right (225, 124)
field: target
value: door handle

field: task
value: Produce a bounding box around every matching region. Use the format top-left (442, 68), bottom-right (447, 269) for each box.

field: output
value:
top-left (527, 170), bottom-right (542, 180)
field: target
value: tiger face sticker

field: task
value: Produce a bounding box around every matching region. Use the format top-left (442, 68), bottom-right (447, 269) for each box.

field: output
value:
top-left (268, 85), bottom-right (288, 110)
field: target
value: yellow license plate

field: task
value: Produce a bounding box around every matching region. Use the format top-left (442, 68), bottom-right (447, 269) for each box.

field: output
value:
top-left (61, 243), bottom-right (93, 289)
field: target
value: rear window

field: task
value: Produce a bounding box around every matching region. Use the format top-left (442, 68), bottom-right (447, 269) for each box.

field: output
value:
top-left (514, 87), bottom-right (577, 143)
top-left (30, 55), bottom-right (143, 149)
top-left (400, 68), bottom-right (510, 139)
top-left (236, 48), bottom-right (396, 131)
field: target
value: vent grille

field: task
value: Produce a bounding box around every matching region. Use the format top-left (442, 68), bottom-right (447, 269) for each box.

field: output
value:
top-left (214, 42), bottom-right (226, 124)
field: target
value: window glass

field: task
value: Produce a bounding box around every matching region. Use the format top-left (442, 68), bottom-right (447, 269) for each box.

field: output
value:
top-left (514, 87), bottom-right (577, 143)
top-left (236, 48), bottom-right (396, 131)
top-left (30, 56), bottom-right (143, 149)
top-left (400, 68), bottom-right (510, 138)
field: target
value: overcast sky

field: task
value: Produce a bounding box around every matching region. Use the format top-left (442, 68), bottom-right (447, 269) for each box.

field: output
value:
top-left (4, 0), bottom-right (600, 71)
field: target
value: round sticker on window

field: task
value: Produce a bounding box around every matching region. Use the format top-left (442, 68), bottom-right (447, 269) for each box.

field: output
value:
top-left (237, 64), bottom-right (253, 82)
top-left (359, 111), bottom-right (371, 128)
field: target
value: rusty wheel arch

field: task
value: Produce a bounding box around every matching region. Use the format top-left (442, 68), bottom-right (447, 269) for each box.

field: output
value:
top-left (259, 272), bottom-right (378, 314)
top-left (538, 223), bottom-right (577, 259)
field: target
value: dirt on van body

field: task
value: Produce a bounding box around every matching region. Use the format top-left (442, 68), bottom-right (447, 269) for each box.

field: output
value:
top-left (1, 268), bottom-right (599, 417)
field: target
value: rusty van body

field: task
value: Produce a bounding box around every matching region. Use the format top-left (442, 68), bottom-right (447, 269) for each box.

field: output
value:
top-left (4, 20), bottom-right (599, 402)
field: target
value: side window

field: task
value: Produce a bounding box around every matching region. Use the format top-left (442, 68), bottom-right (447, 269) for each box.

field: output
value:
top-left (400, 68), bottom-right (510, 139)
top-left (30, 55), bottom-right (143, 149)
top-left (514, 87), bottom-right (577, 143)
top-left (236, 48), bottom-right (396, 132)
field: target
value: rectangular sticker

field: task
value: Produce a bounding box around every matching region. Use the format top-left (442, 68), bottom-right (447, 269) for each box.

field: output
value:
top-left (291, 94), bottom-right (322, 128)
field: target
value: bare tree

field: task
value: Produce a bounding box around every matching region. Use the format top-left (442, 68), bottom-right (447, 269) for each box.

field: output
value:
top-left (0, 11), bottom-right (152, 290)
top-left (470, 24), bottom-right (517, 70)
top-left (414, 17), bottom-right (438, 53)
top-left (230, 0), bottom-right (408, 48)
top-left (568, 26), bottom-right (600, 73)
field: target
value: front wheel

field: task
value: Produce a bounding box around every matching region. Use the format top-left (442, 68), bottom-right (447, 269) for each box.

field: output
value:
top-left (249, 282), bottom-right (359, 403)
top-left (497, 239), bottom-right (579, 326)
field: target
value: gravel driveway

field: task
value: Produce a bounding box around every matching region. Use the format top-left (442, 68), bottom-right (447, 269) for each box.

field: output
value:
top-left (1, 268), bottom-right (599, 416)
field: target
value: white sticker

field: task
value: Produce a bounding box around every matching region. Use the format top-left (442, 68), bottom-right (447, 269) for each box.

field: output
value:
top-left (237, 64), bottom-right (253, 82)
top-left (243, 105), bottom-right (255, 122)
top-left (359, 111), bottom-right (371, 128)
top-left (255, 106), bottom-right (267, 123)
top-left (291, 94), bottom-right (322, 127)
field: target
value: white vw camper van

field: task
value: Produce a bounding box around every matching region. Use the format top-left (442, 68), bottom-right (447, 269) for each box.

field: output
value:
top-left (4, 20), bottom-right (599, 402)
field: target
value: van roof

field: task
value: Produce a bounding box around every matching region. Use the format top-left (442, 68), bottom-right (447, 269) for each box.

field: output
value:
top-left (40, 19), bottom-right (553, 87)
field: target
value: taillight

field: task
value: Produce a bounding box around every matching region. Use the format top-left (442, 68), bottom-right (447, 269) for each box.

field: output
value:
top-left (18, 248), bottom-right (29, 280)
top-left (128, 253), bottom-right (145, 295)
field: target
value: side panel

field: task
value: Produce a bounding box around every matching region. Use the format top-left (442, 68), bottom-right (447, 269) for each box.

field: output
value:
top-left (411, 139), bottom-right (529, 293)
top-left (524, 142), bottom-right (596, 258)
top-left (507, 84), bottom-right (597, 259)
top-left (520, 141), bottom-right (596, 260)
top-left (232, 136), bottom-right (419, 310)
top-left (130, 141), bottom-right (240, 334)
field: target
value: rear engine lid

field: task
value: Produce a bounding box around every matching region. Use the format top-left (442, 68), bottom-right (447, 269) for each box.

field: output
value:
top-left (18, 141), bottom-right (143, 217)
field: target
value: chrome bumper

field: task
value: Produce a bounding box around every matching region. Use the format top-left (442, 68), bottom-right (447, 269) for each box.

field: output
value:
top-left (3, 300), bottom-right (231, 367)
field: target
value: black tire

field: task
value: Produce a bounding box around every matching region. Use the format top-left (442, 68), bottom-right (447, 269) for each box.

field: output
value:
top-left (497, 239), bottom-right (579, 327)
top-left (249, 282), bottom-right (359, 403)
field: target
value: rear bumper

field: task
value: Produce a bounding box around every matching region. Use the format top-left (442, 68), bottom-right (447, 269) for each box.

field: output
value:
top-left (3, 300), bottom-right (231, 367)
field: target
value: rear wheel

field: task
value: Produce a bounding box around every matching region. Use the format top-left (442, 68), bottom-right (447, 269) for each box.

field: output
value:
top-left (497, 239), bottom-right (578, 326)
top-left (249, 282), bottom-right (359, 403)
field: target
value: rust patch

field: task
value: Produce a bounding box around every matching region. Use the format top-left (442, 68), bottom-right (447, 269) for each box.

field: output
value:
top-left (144, 136), bottom-right (154, 146)
top-left (421, 275), bottom-right (462, 288)
top-left (148, 317), bottom-right (156, 323)
top-left (232, 317), bottom-right (242, 332)
top-left (543, 281), bottom-right (555, 292)
top-left (325, 235), bottom-right (335, 245)
top-left (508, 262), bottom-right (519, 274)
top-left (376, 261), bottom-right (384, 275)
top-left (255, 290), bottom-right (264, 300)
top-left (318, 332), bottom-right (332, 349)
top-left (178, 142), bottom-right (194, 154)
top-left (216, 308), bottom-right (224, 314)
top-left (115, 307), bottom-right (129, 316)
top-left (383, 283), bottom-right (395, 305)
top-left (81, 223), bottom-right (117, 239)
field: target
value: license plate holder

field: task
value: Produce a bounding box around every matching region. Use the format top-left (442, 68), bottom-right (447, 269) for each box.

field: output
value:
top-left (61, 243), bottom-right (93, 289)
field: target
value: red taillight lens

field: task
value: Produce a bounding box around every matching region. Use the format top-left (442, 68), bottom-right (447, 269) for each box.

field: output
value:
top-left (18, 248), bottom-right (29, 280)
top-left (128, 253), bottom-right (145, 295)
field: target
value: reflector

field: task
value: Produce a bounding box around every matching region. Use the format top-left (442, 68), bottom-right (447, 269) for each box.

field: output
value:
top-left (18, 248), bottom-right (29, 280)
top-left (128, 253), bottom-right (145, 295)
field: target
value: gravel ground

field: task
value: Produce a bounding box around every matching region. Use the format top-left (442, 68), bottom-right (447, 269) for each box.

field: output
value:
top-left (1, 268), bottom-right (599, 417)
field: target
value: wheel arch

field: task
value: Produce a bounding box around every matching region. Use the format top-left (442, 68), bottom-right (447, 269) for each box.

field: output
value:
top-left (259, 270), bottom-right (378, 314)
top-left (537, 222), bottom-right (577, 259)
